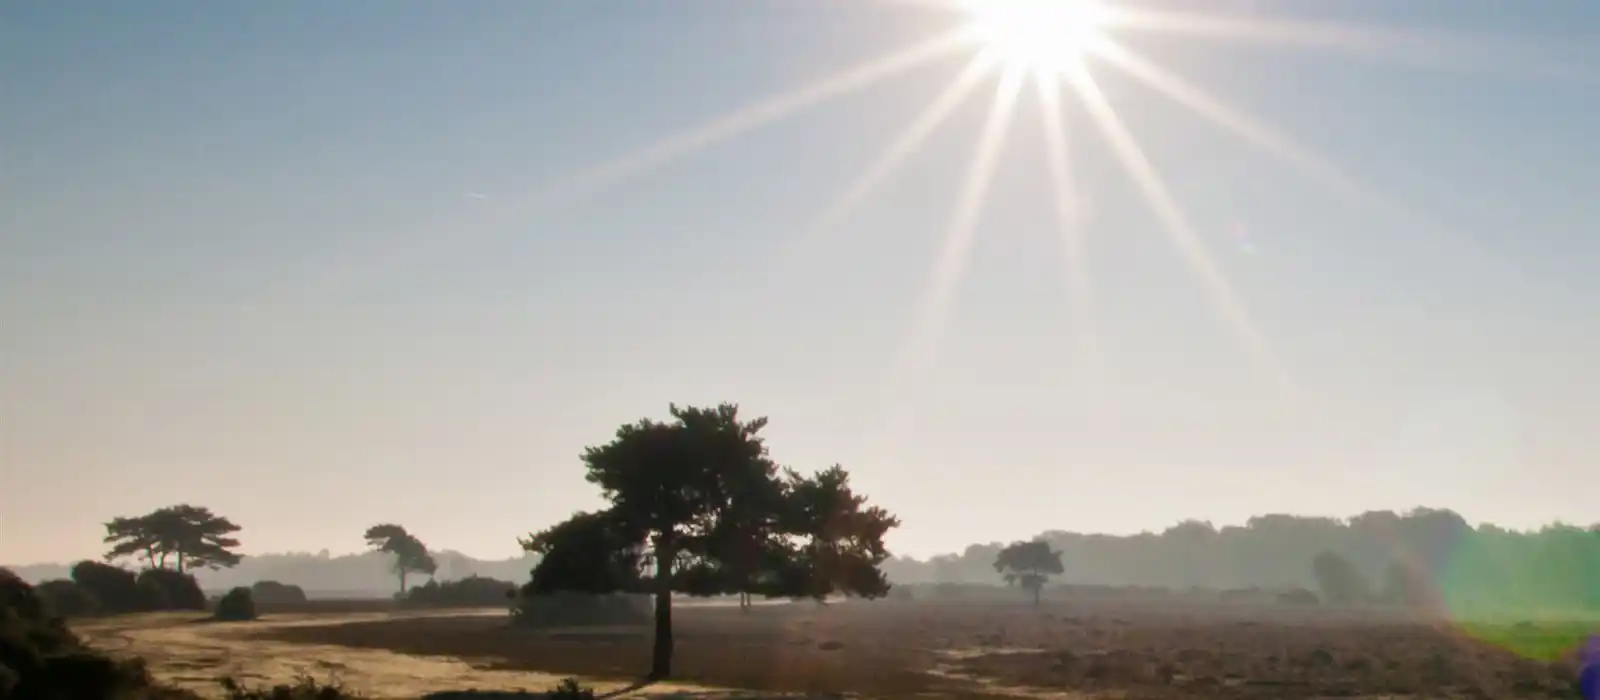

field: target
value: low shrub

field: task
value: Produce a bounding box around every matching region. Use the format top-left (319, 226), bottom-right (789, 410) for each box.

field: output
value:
top-left (0, 567), bottom-right (194, 699)
top-left (35, 578), bottom-right (100, 618)
top-left (250, 580), bottom-right (308, 605)
top-left (70, 560), bottom-right (146, 614)
top-left (405, 576), bottom-right (516, 608)
top-left (546, 678), bottom-right (594, 700)
top-left (510, 592), bottom-right (650, 628)
top-left (138, 568), bottom-right (207, 611)
top-left (214, 587), bottom-right (257, 621)
top-left (138, 578), bottom-right (172, 612)
top-left (219, 674), bottom-right (361, 699)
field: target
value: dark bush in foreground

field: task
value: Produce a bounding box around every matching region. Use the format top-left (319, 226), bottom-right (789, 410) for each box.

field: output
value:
top-left (510, 592), bottom-right (650, 628)
top-left (214, 587), bottom-right (257, 621)
top-left (219, 674), bottom-right (361, 699)
top-left (0, 567), bottom-right (194, 699)
top-left (249, 580), bottom-right (308, 605)
top-left (35, 578), bottom-right (99, 618)
top-left (137, 569), bottom-right (207, 611)
top-left (70, 560), bottom-right (148, 614)
top-left (420, 677), bottom-right (594, 700)
top-left (405, 576), bottom-right (516, 608)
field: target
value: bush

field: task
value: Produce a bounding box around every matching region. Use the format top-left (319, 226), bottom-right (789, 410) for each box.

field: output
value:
top-left (138, 568), bottom-right (207, 611)
top-left (220, 674), bottom-right (361, 699)
top-left (249, 580), bottom-right (308, 605)
top-left (214, 587), bottom-right (257, 621)
top-left (0, 567), bottom-right (195, 699)
top-left (138, 578), bottom-right (172, 612)
top-left (546, 678), bottom-right (594, 700)
top-left (510, 592), bottom-right (650, 628)
top-left (70, 560), bottom-right (147, 614)
top-left (35, 579), bottom-right (100, 618)
top-left (405, 576), bottom-right (517, 608)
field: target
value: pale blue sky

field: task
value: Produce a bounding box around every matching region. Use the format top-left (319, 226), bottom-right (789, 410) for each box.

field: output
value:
top-left (3, 0), bottom-right (1598, 564)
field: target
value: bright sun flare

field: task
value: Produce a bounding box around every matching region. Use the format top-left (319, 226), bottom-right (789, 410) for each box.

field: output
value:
top-left (962, 0), bottom-right (1113, 74)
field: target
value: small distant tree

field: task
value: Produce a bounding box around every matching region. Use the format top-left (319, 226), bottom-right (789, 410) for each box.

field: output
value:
top-left (1311, 551), bottom-right (1373, 604)
top-left (103, 504), bottom-right (243, 573)
top-left (364, 524), bottom-right (437, 594)
top-left (993, 539), bottom-right (1064, 606)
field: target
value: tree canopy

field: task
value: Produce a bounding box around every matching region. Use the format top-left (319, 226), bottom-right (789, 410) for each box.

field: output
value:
top-left (102, 504), bottom-right (243, 573)
top-left (993, 539), bottom-right (1064, 605)
top-left (363, 524), bottom-right (437, 594)
top-left (523, 402), bottom-right (900, 679)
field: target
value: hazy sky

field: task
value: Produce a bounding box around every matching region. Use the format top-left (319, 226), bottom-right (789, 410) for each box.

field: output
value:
top-left (4, 0), bottom-right (1598, 565)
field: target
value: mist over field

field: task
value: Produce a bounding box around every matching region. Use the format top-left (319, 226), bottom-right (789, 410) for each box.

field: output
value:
top-left (10, 507), bottom-right (1595, 610)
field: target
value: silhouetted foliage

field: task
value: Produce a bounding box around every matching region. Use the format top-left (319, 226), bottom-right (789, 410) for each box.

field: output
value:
top-left (218, 674), bottom-right (361, 699)
top-left (994, 540), bottom-right (1065, 606)
top-left (136, 568), bottom-right (206, 611)
top-left (520, 511), bottom-right (644, 596)
top-left (34, 579), bottom-right (98, 618)
top-left (545, 678), bottom-right (595, 700)
top-left (214, 587), bottom-right (257, 621)
top-left (0, 567), bottom-right (195, 699)
top-left (769, 465), bottom-right (900, 603)
top-left (249, 580), bottom-right (308, 605)
top-left (404, 576), bottom-right (516, 607)
top-left (1312, 551), bottom-right (1373, 604)
top-left (70, 560), bottom-right (147, 613)
top-left (105, 505), bottom-right (243, 573)
top-left (363, 524), bottom-right (437, 595)
top-left (524, 403), bottom-right (899, 679)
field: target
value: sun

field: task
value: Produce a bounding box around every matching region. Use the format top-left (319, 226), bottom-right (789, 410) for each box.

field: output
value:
top-left (961, 0), bottom-right (1113, 75)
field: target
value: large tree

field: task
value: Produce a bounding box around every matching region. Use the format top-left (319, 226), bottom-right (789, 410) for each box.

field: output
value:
top-left (527, 402), bottom-right (899, 679)
top-left (103, 505), bottom-right (243, 573)
top-left (993, 539), bottom-right (1064, 606)
top-left (364, 524), bottom-right (437, 594)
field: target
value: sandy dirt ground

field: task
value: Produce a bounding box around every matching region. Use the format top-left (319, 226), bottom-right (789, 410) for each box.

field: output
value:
top-left (72, 599), bottom-right (1595, 700)
top-left (73, 610), bottom-right (739, 700)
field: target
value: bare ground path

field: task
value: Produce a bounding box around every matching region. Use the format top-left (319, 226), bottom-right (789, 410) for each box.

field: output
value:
top-left (72, 610), bottom-right (748, 700)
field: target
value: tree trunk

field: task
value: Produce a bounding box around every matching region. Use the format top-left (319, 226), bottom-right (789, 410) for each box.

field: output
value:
top-left (400, 570), bottom-right (408, 595)
top-left (159, 550), bottom-right (168, 569)
top-left (177, 550), bottom-right (186, 574)
top-left (1032, 584), bottom-right (1041, 607)
top-left (145, 546), bottom-right (156, 568)
top-left (649, 542), bottom-right (675, 680)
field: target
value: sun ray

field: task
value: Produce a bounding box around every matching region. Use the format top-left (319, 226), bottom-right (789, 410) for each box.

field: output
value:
top-left (1034, 70), bottom-right (1102, 382)
top-left (1093, 40), bottom-right (1375, 206)
top-left (794, 50), bottom-right (999, 254)
top-left (1114, 8), bottom-right (1589, 81)
top-left (1063, 65), bottom-right (1297, 395)
top-left (520, 29), bottom-right (974, 211)
top-left (266, 30), bottom-right (972, 301)
top-left (888, 66), bottom-right (1027, 422)
top-left (1093, 40), bottom-right (1523, 290)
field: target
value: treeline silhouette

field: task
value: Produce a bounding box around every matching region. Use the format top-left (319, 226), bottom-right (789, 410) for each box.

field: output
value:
top-left (6, 550), bottom-right (538, 596)
top-left (882, 508), bottom-right (1600, 613)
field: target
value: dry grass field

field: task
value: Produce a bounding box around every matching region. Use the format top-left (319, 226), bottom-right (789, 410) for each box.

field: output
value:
top-left (74, 597), bottom-right (1596, 700)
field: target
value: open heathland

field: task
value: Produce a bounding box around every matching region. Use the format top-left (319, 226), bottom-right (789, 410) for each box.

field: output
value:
top-left (75, 596), bottom-right (1597, 700)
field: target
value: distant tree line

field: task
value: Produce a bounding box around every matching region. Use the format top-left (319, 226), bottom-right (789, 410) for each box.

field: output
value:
top-left (885, 508), bottom-right (1600, 614)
